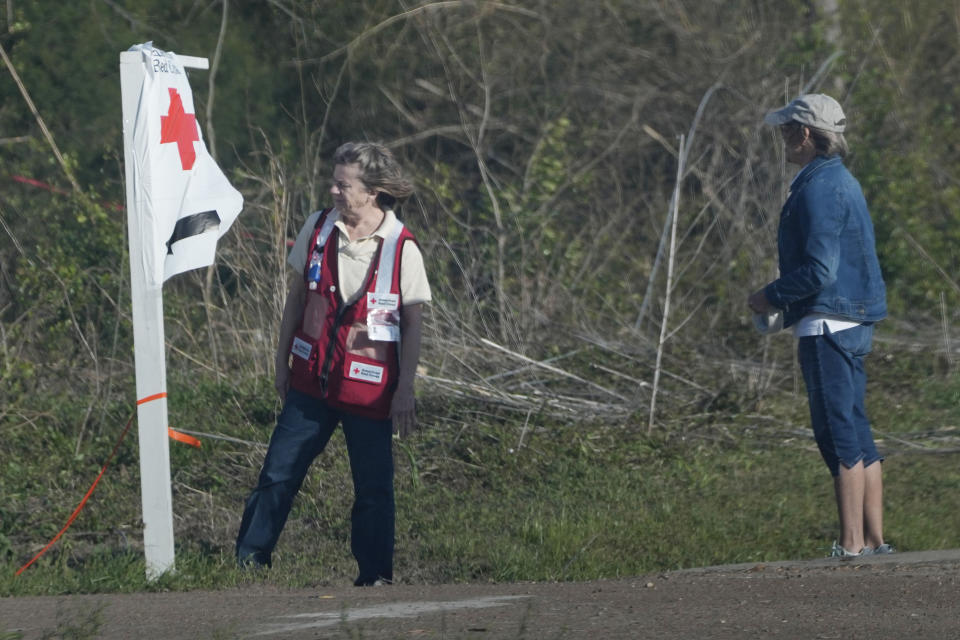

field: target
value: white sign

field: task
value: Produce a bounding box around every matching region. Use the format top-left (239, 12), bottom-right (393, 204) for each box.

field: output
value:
top-left (128, 42), bottom-right (243, 287)
top-left (121, 42), bottom-right (241, 580)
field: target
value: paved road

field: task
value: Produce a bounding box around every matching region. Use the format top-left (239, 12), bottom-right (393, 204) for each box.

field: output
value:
top-left (3, 550), bottom-right (960, 639)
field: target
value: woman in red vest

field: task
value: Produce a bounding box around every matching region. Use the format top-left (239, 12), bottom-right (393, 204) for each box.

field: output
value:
top-left (236, 142), bottom-right (431, 585)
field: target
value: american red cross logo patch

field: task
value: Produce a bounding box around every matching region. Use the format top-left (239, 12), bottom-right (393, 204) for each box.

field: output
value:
top-left (160, 87), bottom-right (199, 170)
top-left (347, 360), bottom-right (384, 384)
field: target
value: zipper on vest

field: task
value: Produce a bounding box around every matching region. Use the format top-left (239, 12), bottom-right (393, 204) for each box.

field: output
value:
top-left (319, 302), bottom-right (350, 393)
top-left (316, 238), bottom-right (387, 394)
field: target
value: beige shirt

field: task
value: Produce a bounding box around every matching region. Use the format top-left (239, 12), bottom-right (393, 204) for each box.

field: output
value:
top-left (288, 209), bottom-right (432, 305)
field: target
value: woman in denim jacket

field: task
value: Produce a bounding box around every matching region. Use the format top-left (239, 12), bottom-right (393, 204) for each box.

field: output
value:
top-left (749, 94), bottom-right (894, 558)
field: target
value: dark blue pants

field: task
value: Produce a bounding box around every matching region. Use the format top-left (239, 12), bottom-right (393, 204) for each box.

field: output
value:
top-left (236, 389), bottom-right (394, 584)
top-left (798, 324), bottom-right (882, 477)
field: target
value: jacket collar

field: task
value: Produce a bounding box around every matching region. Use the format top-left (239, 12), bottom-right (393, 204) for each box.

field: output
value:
top-left (782, 156), bottom-right (844, 217)
top-left (792, 155), bottom-right (842, 192)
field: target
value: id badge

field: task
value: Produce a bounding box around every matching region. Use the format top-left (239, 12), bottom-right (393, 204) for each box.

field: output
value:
top-left (367, 308), bottom-right (400, 342)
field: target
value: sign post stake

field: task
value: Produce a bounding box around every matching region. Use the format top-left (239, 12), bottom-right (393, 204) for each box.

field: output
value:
top-left (119, 50), bottom-right (209, 580)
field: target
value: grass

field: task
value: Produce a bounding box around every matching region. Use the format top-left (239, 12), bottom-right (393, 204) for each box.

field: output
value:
top-left (2, 342), bottom-right (960, 597)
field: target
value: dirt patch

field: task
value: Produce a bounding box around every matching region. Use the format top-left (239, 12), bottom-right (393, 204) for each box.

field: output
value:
top-left (3, 550), bottom-right (960, 639)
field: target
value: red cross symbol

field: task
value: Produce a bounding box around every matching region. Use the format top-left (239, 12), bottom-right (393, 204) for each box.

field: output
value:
top-left (353, 367), bottom-right (360, 375)
top-left (160, 88), bottom-right (199, 170)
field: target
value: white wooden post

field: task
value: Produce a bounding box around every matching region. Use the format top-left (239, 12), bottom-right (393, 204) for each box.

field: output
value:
top-left (119, 50), bottom-right (209, 581)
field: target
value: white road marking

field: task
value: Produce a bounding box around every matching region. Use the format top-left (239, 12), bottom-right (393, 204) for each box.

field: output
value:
top-left (252, 595), bottom-right (529, 636)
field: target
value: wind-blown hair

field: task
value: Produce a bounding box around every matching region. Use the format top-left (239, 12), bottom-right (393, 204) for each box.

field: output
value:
top-left (333, 142), bottom-right (414, 210)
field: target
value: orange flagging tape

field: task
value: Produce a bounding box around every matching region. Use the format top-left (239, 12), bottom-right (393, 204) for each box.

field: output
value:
top-left (16, 410), bottom-right (136, 576)
top-left (137, 392), bottom-right (167, 405)
top-left (168, 428), bottom-right (202, 448)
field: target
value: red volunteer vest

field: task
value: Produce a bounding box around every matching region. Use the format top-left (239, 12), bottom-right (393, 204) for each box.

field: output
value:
top-left (288, 208), bottom-right (415, 419)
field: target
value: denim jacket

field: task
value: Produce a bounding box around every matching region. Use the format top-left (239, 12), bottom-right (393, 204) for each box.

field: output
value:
top-left (764, 155), bottom-right (887, 328)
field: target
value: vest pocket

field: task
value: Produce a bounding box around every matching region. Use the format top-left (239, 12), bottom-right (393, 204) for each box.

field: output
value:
top-left (338, 352), bottom-right (390, 409)
top-left (302, 292), bottom-right (330, 339)
top-left (345, 322), bottom-right (391, 359)
top-left (289, 330), bottom-right (318, 382)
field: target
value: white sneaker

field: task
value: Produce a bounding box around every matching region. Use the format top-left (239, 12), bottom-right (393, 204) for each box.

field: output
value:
top-left (830, 541), bottom-right (873, 558)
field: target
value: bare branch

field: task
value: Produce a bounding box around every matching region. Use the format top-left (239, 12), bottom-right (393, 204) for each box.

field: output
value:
top-left (0, 42), bottom-right (81, 193)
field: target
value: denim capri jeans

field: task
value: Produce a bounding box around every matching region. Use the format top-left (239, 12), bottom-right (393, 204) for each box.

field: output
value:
top-left (798, 323), bottom-right (883, 476)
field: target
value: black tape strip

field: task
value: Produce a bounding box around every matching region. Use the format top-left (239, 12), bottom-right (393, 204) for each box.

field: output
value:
top-left (166, 210), bottom-right (221, 254)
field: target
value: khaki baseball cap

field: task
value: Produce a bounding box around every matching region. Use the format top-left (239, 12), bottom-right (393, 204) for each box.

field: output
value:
top-left (764, 93), bottom-right (847, 133)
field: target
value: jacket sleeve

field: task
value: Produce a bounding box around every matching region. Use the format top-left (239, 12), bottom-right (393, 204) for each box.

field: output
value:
top-left (764, 178), bottom-right (846, 309)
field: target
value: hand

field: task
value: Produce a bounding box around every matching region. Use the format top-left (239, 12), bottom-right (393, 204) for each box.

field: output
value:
top-left (390, 387), bottom-right (417, 439)
top-left (275, 364), bottom-right (291, 401)
top-left (748, 288), bottom-right (774, 314)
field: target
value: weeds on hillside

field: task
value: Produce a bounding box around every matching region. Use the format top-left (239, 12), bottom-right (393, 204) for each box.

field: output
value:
top-left (3, 1), bottom-right (960, 599)
top-left (4, 342), bottom-right (960, 596)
